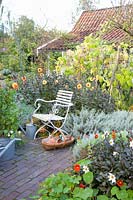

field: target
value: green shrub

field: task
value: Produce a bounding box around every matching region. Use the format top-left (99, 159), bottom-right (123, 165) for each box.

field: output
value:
top-left (14, 72), bottom-right (115, 114)
top-left (0, 88), bottom-right (19, 137)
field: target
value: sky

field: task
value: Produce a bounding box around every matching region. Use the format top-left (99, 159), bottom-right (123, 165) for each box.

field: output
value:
top-left (2, 0), bottom-right (116, 31)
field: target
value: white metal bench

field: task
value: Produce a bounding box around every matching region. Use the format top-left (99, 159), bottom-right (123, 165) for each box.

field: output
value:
top-left (32, 90), bottom-right (73, 139)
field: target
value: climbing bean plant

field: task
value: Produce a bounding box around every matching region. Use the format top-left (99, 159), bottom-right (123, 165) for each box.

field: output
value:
top-left (55, 35), bottom-right (133, 110)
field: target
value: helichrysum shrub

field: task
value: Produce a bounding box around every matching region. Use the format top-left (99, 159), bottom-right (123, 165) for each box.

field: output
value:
top-left (64, 108), bottom-right (133, 138)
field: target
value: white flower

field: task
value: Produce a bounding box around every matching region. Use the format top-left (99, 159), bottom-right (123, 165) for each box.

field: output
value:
top-left (108, 173), bottom-right (116, 183)
top-left (10, 130), bottom-right (14, 134)
top-left (109, 139), bottom-right (114, 146)
top-left (102, 133), bottom-right (106, 139)
top-left (18, 131), bottom-right (22, 134)
top-left (104, 131), bottom-right (110, 136)
top-left (83, 165), bottom-right (89, 173)
top-left (8, 133), bottom-right (11, 137)
top-left (129, 140), bottom-right (133, 149)
top-left (113, 151), bottom-right (119, 156)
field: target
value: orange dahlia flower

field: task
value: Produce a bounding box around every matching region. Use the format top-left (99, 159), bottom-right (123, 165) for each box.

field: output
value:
top-left (42, 80), bottom-right (47, 85)
top-left (21, 76), bottom-right (26, 82)
top-left (37, 67), bottom-right (43, 73)
top-left (39, 73), bottom-right (44, 77)
top-left (12, 82), bottom-right (19, 90)
top-left (86, 82), bottom-right (91, 88)
top-left (77, 83), bottom-right (82, 90)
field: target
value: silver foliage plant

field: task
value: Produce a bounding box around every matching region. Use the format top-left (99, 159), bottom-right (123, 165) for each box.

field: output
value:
top-left (64, 107), bottom-right (133, 137)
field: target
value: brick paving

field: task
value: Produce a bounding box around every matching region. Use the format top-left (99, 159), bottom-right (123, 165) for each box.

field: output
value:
top-left (0, 138), bottom-right (74, 200)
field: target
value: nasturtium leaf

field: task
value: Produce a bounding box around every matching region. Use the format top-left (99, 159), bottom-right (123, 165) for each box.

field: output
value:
top-left (83, 171), bottom-right (93, 184)
top-left (111, 186), bottom-right (119, 195)
top-left (97, 195), bottom-right (109, 200)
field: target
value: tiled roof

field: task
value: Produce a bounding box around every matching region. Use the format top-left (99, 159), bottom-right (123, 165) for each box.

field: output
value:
top-left (37, 6), bottom-right (128, 52)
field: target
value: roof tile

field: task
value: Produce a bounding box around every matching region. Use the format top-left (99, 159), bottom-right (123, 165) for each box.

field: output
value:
top-left (37, 6), bottom-right (129, 52)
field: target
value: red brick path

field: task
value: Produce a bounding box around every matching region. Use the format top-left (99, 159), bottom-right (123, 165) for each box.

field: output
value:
top-left (0, 139), bottom-right (73, 200)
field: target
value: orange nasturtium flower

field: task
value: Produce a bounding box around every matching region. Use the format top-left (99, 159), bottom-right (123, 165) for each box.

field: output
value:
top-left (116, 180), bottom-right (124, 187)
top-left (79, 183), bottom-right (86, 188)
top-left (12, 82), bottom-right (19, 90)
top-left (42, 80), bottom-right (47, 85)
top-left (112, 130), bottom-right (116, 139)
top-left (74, 164), bottom-right (80, 172)
top-left (37, 67), bottom-right (43, 73)
top-left (94, 133), bottom-right (99, 139)
top-left (21, 76), bottom-right (26, 82)
top-left (77, 83), bottom-right (82, 90)
top-left (86, 82), bottom-right (91, 88)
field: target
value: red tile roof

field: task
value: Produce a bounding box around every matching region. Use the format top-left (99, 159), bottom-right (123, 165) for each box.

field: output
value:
top-left (37, 6), bottom-right (128, 53)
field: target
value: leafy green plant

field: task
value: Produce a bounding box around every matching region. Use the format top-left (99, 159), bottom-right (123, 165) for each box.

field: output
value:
top-left (56, 35), bottom-right (133, 110)
top-left (0, 88), bottom-right (19, 137)
top-left (87, 131), bottom-right (133, 193)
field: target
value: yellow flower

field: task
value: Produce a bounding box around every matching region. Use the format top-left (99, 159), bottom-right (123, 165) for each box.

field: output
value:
top-left (55, 66), bottom-right (61, 72)
top-left (96, 75), bottom-right (99, 81)
top-left (86, 82), bottom-right (91, 88)
top-left (42, 80), bottom-right (47, 85)
top-left (77, 83), bottom-right (82, 90)
top-left (37, 67), bottom-right (43, 73)
top-left (80, 66), bottom-right (86, 72)
top-left (90, 77), bottom-right (95, 81)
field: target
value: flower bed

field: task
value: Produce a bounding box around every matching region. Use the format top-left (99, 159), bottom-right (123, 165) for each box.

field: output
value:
top-left (33, 130), bottom-right (133, 199)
